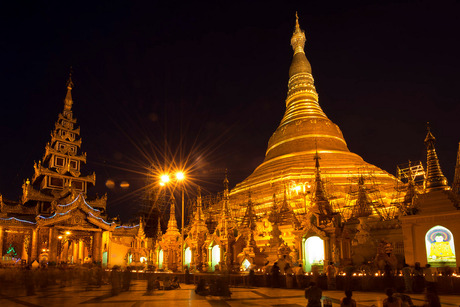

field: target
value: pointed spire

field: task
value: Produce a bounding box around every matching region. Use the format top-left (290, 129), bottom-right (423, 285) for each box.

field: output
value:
top-left (194, 186), bottom-right (204, 221)
top-left (167, 195), bottom-right (179, 230)
top-left (64, 69), bottom-right (74, 111)
top-left (222, 172), bottom-right (230, 217)
top-left (156, 216), bottom-right (163, 237)
top-left (453, 143), bottom-right (460, 195)
top-left (291, 12), bottom-right (306, 55)
top-left (424, 123), bottom-right (448, 191)
top-left (352, 176), bottom-right (373, 218)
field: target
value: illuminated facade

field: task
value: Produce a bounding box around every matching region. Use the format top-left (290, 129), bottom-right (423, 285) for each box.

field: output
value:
top-left (0, 77), bottom-right (150, 267)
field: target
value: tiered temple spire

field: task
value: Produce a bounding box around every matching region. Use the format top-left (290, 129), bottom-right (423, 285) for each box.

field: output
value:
top-left (21, 73), bottom-right (102, 213)
top-left (424, 124), bottom-right (448, 191)
top-left (167, 196), bottom-right (179, 231)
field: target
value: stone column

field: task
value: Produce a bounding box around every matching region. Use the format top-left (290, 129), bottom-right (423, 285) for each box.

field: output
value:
top-left (48, 227), bottom-right (58, 263)
top-left (0, 226), bottom-right (4, 259)
top-left (31, 228), bottom-right (39, 262)
top-left (92, 231), bottom-right (102, 263)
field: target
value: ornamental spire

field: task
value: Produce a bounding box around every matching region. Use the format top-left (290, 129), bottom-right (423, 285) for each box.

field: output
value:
top-left (424, 123), bottom-right (448, 191)
top-left (167, 195), bottom-right (179, 230)
top-left (194, 186), bottom-right (204, 221)
top-left (291, 12), bottom-right (306, 55)
top-left (64, 69), bottom-right (74, 111)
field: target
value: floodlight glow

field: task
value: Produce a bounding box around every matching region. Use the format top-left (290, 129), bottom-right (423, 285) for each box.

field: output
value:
top-left (176, 172), bottom-right (185, 181)
top-left (159, 182), bottom-right (165, 186)
top-left (160, 174), bottom-right (170, 183)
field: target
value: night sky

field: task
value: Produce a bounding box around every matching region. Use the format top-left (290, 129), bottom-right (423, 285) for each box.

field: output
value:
top-left (1, 1), bottom-right (459, 221)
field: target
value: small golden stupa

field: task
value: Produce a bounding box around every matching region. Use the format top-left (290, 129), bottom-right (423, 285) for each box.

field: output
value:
top-left (230, 14), bottom-right (397, 212)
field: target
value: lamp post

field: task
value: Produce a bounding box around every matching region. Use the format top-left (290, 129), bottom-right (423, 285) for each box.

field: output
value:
top-left (160, 170), bottom-right (186, 270)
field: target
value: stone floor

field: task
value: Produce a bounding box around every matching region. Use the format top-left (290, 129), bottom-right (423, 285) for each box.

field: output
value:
top-left (0, 281), bottom-right (459, 306)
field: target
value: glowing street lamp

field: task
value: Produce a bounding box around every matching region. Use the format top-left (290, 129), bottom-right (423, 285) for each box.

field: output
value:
top-left (158, 169), bottom-right (187, 271)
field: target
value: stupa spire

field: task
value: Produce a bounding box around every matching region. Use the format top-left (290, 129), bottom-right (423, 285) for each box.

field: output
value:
top-left (64, 70), bottom-right (74, 111)
top-left (194, 186), bottom-right (204, 221)
top-left (424, 124), bottom-right (448, 191)
top-left (167, 195), bottom-right (179, 230)
top-left (156, 216), bottom-right (163, 237)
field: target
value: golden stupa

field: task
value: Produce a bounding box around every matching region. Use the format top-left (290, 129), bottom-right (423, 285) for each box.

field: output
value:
top-left (230, 15), bottom-right (397, 212)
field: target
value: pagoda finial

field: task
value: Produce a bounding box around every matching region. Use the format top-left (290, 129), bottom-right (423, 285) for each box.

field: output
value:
top-left (64, 68), bottom-right (74, 111)
top-left (167, 195), bottom-right (179, 230)
top-left (195, 186), bottom-right (203, 221)
top-left (291, 12), bottom-right (306, 55)
top-left (223, 169), bottom-right (229, 191)
top-left (424, 124), bottom-right (448, 191)
top-left (156, 216), bottom-right (162, 237)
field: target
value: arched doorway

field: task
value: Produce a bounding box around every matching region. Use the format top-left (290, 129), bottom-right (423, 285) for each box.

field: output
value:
top-left (425, 225), bottom-right (456, 267)
top-left (184, 247), bottom-right (192, 268)
top-left (211, 245), bottom-right (220, 271)
top-left (158, 249), bottom-right (164, 269)
top-left (304, 236), bottom-right (325, 272)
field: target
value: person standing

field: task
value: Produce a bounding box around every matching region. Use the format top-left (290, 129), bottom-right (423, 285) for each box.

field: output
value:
top-left (424, 264), bottom-right (437, 289)
top-left (412, 262), bottom-right (424, 293)
top-left (326, 262), bottom-right (337, 290)
top-left (305, 282), bottom-right (322, 307)
top-left (401, 264), bottom-right (412, 293)
top-left (271, 262), bottom-right (280, 288)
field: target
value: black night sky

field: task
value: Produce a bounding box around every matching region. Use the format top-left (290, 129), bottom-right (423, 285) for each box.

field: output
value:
top-left (0, 1), bottom-right (459, 222)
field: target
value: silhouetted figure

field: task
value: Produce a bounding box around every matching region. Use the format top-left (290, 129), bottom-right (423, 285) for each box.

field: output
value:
top-left (305, 282), bottom-right (322, 307)
top-left (249, 268), bottom-right (255, 287)
top-left (413, 262), bottom-right (424, 293)
top-left (326, 261), bottom-right (337, 290)
top-left (401, 264), bottom-right (412, 293)
top-left (24, 266), bottom-right (35, 296)
top-left (424, 264), bottom-right (437, 289)
top-left (195, 278), bottom-right (209, 296)
top-left (394, 286), bottom-right (414, 307)
top-left (340, 290), bottom-right (356, 307)
top-left (285, 263), bottom-right (294, 288)
top-left (423, 284), bottom-right (441, 307)
top-left (146, 272), bottom-right (155, 295)
top-left (383, 288), bottom-right (402, 307)
top-left (271, 262), bottom-right (280, 288)
top-left (171, 276), bottom-right (180, 289)
top-left (294, 263), bottom-right (305, 289)
top-left (184, 266), bottom-right (191, 284)
top-left (122, 267), bottom-right (132, 291)
top-left (111, 266), bottom-right (122, 296)
top-left (384, 261), bottom-right (394, 289)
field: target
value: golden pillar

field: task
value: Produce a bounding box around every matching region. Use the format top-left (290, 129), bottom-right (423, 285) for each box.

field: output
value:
top-left (31, 228), bottom-right (39, 262)
top-left (48, 227), bottom-right (58, 263)
top-left (72, 241), bottom-right (78, 264)
top-left (92, 231), bottom-right (102, 263)
top-left (78, 239), bottom-right (84, 263)
top-left (0, 226), bottom-right (4, 259)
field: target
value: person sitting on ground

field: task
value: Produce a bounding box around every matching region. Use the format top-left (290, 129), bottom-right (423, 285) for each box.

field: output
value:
top-left (171, 276), bottom-right (180, 289)
top-left (195, 278), bottom-right (209, 296)
top-left (423, 284), bottom-right (441, 307)
top-left (383, 288), bottom-right (402, 307)
top-left (153, 277), bottom-right (161, 290)
top-left (163, 277), bottom-right (172, 290)
top-left (340, 289), bottom-right (356, 307)
top-left (394, 286), bottom-right (414, 307)
top-left (305, 281), bottom-right (322, 307)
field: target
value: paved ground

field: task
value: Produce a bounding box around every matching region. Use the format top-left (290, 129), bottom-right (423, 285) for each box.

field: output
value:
top-left (0, 281), bottom-right (459, 306)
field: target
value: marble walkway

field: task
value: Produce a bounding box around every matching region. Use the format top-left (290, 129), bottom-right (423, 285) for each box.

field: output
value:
top-left (0, 281), bottom-right (459, 306)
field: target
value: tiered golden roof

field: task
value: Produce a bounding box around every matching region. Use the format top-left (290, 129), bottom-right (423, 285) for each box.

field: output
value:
top-left (230, 14), bottom-right (397, 211)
